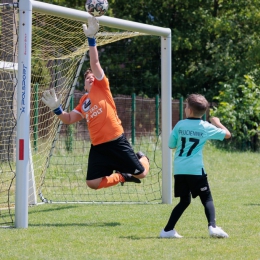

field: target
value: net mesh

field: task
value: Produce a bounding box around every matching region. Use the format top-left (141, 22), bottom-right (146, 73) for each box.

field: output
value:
top-left (0, 6), bottom-right (162, 226)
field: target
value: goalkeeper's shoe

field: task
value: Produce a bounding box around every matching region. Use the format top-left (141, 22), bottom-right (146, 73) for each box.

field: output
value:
top-left (208, 226), bottom-right (229, 238)
top-left (160, 229), bottom-right (183, 238)
top-left (136, 151), bottom-right (149, 162)
top-left (120, 173), bottom-right (141, 186)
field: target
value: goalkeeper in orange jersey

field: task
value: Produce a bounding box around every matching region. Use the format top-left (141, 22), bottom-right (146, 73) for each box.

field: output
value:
top-left (42, 17), bottom-right (149, 190)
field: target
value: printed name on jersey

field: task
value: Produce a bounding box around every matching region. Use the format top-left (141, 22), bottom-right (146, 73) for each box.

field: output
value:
top-left (178, 129), bottom-right (205, 138)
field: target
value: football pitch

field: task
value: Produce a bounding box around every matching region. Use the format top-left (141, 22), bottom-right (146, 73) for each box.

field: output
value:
top-left (1, 144), bottom-right (259, 259)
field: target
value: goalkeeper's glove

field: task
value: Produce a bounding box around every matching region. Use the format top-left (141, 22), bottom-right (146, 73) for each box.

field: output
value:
top-left (42, 88), bottom-right (63, 115)
top-left (83, 16), bottom-right (99, 46)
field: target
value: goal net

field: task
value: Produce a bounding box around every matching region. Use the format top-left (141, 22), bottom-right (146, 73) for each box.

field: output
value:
top-left (0, 1), bottom-right (172, 228)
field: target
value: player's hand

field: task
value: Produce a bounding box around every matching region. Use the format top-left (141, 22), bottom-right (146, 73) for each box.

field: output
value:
top-left (42, 88), bottom-right (62, 111)
top-left (83, 16), bottom-right (99, 38)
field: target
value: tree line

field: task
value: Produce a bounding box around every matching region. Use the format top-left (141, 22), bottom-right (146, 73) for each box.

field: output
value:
top-left (37, 0), bottom-right (260, 150)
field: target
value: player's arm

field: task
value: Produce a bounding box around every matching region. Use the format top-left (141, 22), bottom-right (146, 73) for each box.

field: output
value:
top-left (209, 117), bottom-right (231, 139)
top-left (83, 17), bottom-right (103, 79)
top-left (168, 127), bottom-right (178, 149)
top-left (57, 110), bottom-right (82, 124)
top-left (42, 88), bottom-right (82, 124)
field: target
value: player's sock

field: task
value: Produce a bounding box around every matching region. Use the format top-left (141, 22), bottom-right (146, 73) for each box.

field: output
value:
top-left (97, 173), bottom-right (124, 189)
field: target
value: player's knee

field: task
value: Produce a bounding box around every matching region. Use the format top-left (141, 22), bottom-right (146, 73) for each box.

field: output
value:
top-left (141, 157), bottom-right (149, 169)
top-left (86, 180), bottom-right (99, 190)
top-left (136, 172), bottom-right (146, 179)
top-left (139, 158), bottom-right (149, 177)
top-left (200, 191), bottom-right (213, 205)
top-left (180, 195), bottom-right (191, 207)
top-left (137, 166), bottom-right (149, 179)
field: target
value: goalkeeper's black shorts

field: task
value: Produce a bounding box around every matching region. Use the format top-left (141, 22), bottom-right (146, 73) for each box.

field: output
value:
top-left (86, 134), bottom-right (145, 180)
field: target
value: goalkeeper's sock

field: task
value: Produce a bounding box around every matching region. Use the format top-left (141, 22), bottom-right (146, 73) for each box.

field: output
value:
top-left (97, 173), bottom-right (124, 189)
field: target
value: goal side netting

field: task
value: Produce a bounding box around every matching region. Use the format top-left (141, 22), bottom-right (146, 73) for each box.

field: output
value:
top-left (0, 0), bottom-right (172, 228)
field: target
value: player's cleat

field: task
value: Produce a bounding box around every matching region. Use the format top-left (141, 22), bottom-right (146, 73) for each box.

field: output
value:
top-left (136, 151), bottom-right (149, 162)
top-left (120, 173), bottom-right (141, 186)
top-left (159, 229), bottom-right (183, 238)
top-left (208, 226), bottom-right (229, 238)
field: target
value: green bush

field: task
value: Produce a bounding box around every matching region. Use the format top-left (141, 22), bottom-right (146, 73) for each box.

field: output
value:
top-left (210, 75), bottom-right (260, 151)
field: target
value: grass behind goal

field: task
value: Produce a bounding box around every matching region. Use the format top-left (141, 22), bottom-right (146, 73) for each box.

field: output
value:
top-left (1, 144), bottom-right (259, 259)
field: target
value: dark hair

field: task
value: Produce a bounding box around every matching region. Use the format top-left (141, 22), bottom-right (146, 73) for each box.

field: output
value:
top-left (84, 68), bottom-right (92, 79)
top-left (186, 94), bottom-right (209, 117)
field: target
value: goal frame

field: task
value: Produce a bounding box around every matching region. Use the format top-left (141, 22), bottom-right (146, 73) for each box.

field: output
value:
top-left (16, 0), bottom-right (172, 228)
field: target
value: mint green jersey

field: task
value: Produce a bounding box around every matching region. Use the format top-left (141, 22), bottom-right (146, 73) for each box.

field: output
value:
top-left (169, 118), bottom-right (226, 175)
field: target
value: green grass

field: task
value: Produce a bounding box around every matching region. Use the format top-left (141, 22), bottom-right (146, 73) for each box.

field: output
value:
top-left (1, 144), bottom-right (260, 259)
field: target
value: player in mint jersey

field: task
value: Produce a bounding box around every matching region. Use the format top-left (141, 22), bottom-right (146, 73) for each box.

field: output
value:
top-left (160, 94), bottom-right (231, 239)
top-left (171, 119), bottom-right (228, 175)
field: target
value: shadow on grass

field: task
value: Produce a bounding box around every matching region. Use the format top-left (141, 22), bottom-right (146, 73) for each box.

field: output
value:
top-left (29, 222), bottom-right (121, 227)
top-left (245, 203), bottom-right (260, 206)
top-left (28, 205), bottom-right (122, 227)
top-left (28, 205), bottom-right (78, 214)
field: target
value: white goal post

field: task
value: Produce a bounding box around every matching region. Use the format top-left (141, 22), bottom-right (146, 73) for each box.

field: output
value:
top-left (0, 61), bottom-right (37, 207)
top-left (16, 0), bottom-right (172, 228)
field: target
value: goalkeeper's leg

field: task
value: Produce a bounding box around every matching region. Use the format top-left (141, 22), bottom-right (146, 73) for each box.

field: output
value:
top-left (87, 173), bottom-right (123, 189)
top-left (87, 172), bottom-right (141, 189)
top-left (86, 139), bottom-right (149, 189)
top-left (134, 151), bottom-right (150, 179)
top-left (92, 152), bottom-right (149, 189)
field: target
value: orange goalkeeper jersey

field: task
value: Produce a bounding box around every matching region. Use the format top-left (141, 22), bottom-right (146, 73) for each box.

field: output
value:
top-left (73, 75), bottom-right (123, 145)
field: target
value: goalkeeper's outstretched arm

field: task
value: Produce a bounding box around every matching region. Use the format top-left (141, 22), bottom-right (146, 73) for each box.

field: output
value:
top-left (83, 17), bottom-right (103, 79)
top-left (42, 88), bottom-right (82, 124)
top-left (42, 17), bottom-right (102, 124)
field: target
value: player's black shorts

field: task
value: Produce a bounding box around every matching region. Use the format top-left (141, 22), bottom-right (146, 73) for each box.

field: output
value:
top-left (174, 171), bottom-right (211, 198)
top-left (86, 134), bottom-right (145, 180)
